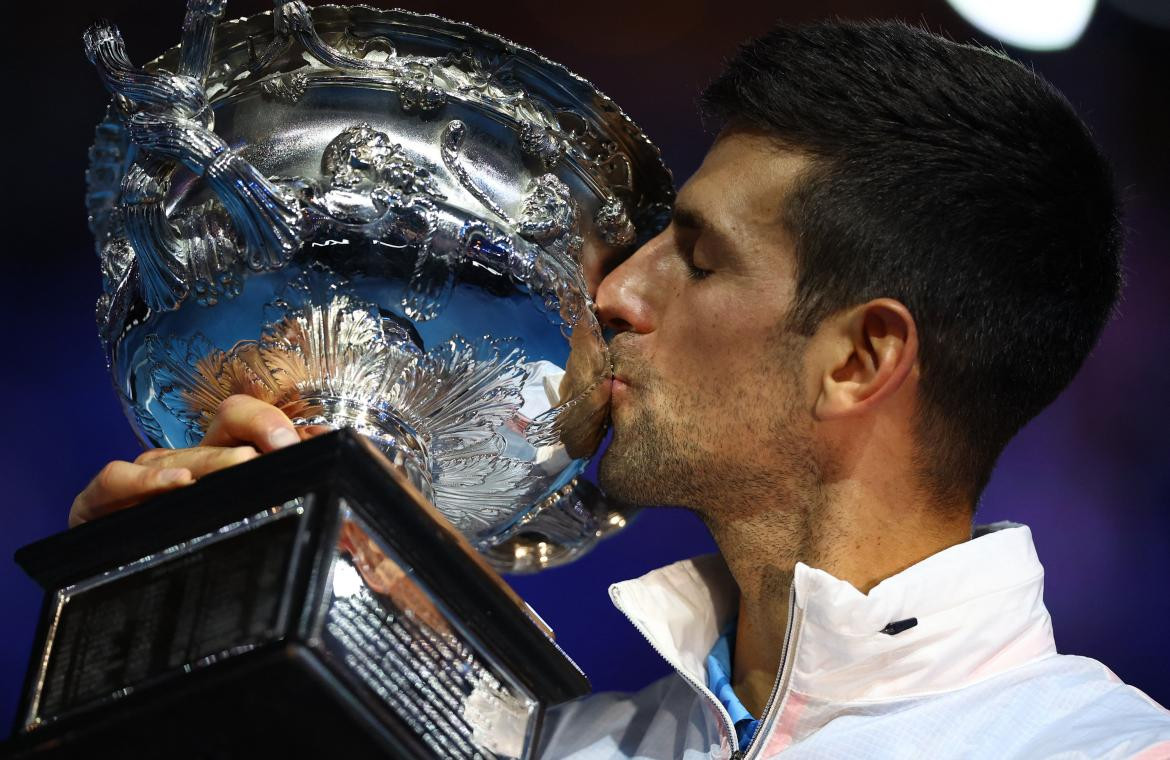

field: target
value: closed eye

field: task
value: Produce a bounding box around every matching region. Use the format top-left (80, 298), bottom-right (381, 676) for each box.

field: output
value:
top-left (685, 255), bottom-right (712, 280)
top-left (672, 206), bottom-right (717, 281)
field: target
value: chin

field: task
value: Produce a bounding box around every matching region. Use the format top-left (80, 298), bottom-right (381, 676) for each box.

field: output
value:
top-left (596, 448), bottom-right (642, 505)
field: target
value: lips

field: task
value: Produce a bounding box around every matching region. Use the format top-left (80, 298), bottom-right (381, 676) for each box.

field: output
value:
top-left (610, 372), bottom-right (632, 399)
top-left (608, 338), bottom-right (639, 393)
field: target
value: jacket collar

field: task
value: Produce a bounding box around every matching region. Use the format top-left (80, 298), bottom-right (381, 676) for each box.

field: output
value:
top-left (609, 522), bottom-right (1056, 704)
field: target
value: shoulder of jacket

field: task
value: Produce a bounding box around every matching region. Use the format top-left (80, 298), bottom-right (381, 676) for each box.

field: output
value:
top-left (1006, 654), bottom-right (1170, 755)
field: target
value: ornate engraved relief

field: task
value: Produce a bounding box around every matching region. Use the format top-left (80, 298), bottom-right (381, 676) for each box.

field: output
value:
top-left (519, 175), bottom-right (583, 263)
top-left (146, 270), bottom-right (543, 535)
top-left (84, 22), bottom-right (210, 125)
top-left (555, 110), bottom-right (636, 198)
top-left (518, 175), bottom-right (577, 245)
top-left (280, 1), bottom-right (450, 112)
top-left (594, 195), bottom-right (636, 247)
top-left (519, 122), bottom-right (565, 172)
top-left (259, 71), bottom-right (309, 103)
top-left (171, 201), bottom-right (243, 307)
top-left (440, 119), bottom-right (510, 223)
top-left (178, 0), bottom-right (226, 84)
top-left (121, 164), bottom-right (188, 311)
top-left (322, 123), bottom-right (444, 199)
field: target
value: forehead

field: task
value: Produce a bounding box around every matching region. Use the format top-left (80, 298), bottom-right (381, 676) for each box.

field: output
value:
top-left (677, 130), bottom-right (808, 236)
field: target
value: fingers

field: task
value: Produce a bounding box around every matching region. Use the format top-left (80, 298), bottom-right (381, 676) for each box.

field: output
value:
top-left (70, 396), bottom-right (334, 529)
top-left (201, 394), bottom-right (300, 451)
top-left (70, 461), bottom-right (193, 527)
top-left (297, 424), bottom-right (333, 441)
top-left (72, 446), bottom-right (259, 528)
top-left (134, 445), bottom-right (260, 478)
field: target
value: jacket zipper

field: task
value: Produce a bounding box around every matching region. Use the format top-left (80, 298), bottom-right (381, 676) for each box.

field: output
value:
top-left (735, 587), bottom-right (803, 760)
top-left (610, 587), bottom-right (741, 756)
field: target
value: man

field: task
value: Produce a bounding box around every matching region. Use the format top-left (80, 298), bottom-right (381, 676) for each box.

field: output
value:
top-left (73, 20), bottom-right (1169, 759)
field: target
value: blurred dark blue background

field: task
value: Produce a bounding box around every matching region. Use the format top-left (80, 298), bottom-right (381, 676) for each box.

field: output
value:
top-left (2, 0), bottom-right (1168, 737)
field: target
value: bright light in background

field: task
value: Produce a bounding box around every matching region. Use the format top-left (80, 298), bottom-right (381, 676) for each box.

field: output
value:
top-left (946, 0), bottom-right (1098, 50)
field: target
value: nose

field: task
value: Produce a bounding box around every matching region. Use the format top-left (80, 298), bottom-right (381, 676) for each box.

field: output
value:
top-left (595, 234), bottom-right (663, 335)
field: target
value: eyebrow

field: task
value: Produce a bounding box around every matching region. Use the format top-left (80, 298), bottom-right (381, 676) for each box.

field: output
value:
top-left (672, 205), bottom-right (733, 251)
top-left (672, 206), bottom-right (707, 232)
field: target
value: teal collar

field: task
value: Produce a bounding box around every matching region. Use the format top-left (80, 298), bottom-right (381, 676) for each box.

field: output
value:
top-left (704, 620), bottom-right (760, 751)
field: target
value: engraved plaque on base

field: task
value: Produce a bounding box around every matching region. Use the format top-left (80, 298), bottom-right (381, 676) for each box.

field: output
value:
top-left (5, 430), bottom-right (588, 758)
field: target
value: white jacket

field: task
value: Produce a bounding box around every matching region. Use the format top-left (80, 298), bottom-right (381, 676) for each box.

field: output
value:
top-left (539, 523), bottom-right (1170, 759)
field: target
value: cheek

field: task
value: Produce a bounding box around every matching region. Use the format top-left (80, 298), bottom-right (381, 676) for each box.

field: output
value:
top-left (659, 294), bottom-right (776, 377)
top-left (657, 312), bottom-right (802, 415)
top-left (656, 325), bottom-right (778, 411)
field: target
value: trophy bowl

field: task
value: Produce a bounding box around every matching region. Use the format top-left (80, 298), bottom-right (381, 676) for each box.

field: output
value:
top-left (84, 1), bottom-right (674, 572)
top-left (3, 4), bottom-right (676, 758)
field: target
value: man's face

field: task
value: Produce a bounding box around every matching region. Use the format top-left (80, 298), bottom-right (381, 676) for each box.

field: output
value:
top-left (594, 131), bottom-right (817, 515)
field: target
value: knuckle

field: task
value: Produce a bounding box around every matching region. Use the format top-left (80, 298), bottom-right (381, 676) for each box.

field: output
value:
top-left (134, 448), bottom-right (168, 465)
top-left (228, 446), bottom-right (259, 465)
top-left (246, 408), bottom-right (280, 431)
top-left (94, 460), bottom-right (126, 491)
top-left (216, 394), bottom-right (252, 415)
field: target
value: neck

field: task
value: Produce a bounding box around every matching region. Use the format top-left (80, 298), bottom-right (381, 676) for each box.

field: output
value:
top-left (701, 481), bottom-right (971, 716)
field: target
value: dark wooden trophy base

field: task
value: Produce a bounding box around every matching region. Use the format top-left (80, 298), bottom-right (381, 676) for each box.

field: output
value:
top-left (3, 430), bottom-right (587, 759)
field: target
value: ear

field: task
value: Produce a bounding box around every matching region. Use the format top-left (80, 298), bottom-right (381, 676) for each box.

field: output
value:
top-left (813, 299), bottom-right (918, 421)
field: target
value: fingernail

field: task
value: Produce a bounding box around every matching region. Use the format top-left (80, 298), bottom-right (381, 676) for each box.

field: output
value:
top-left (158, 468), bottom-right (190, 485)
top-left (267, 427), bottom-right (300, 449)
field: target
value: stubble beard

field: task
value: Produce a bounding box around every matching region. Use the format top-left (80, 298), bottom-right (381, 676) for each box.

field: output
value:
top-left (599, 391), bottom-right (706, 509)
top-left (599, 333), bottom-right (823, 523)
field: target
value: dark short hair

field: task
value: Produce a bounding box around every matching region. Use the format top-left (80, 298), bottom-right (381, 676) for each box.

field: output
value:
top-left (701, 21), bottom-right (1122, 506)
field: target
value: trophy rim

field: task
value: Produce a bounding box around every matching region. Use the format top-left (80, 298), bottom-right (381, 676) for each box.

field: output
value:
top-left (140, 3), bottom-right (675, 208)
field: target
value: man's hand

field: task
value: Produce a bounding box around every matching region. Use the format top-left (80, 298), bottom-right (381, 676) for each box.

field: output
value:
top-left (69, 395), bottom-right (321, 527)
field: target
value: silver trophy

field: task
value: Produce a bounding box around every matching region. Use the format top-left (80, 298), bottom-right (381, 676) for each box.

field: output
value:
top-left (5, 3), bottom-right (672, 758)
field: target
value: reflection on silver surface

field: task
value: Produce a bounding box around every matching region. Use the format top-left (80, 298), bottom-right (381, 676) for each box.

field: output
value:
top-left (84, 3), bottom-right (670, 570)
top-left (326, 504), bottom-right (536, 758)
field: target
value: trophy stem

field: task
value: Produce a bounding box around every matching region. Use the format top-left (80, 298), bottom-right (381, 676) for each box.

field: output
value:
top-left (294, 395), bottom-right (434, 503)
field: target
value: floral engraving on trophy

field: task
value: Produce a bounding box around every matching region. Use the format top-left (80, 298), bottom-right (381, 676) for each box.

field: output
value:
top-left (397, 61), bottom-right (448, 114)
top-left (146, 271), bottom-right (556, 536)
top-left (170, 200), bottom-right (244, 307)
top-left (280, 2), bottom-right (458, 114)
